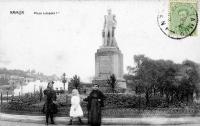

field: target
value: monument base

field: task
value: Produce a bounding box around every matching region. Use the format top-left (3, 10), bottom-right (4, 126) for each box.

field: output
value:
top-left (92, 78), bottom-right (127, 93)
top-left (94, 46), bottom-right (126, 93)
top-left (95, 47), bottom-right (123, 79)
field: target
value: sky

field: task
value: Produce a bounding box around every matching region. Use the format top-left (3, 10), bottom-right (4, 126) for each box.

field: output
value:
top-left (0, 0), bottom-right (200, 82)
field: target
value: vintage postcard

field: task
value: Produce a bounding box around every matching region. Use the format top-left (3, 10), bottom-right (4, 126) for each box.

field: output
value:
top-left (0, 0), bottom-right (200, 125)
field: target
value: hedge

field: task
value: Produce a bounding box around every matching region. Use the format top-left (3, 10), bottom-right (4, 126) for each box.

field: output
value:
top-left (104, 93), bottom-right (169, 108)
top-left (1, 93), bottom-right (200, 117)
top-left (104, 93), bottom-right (145, 108)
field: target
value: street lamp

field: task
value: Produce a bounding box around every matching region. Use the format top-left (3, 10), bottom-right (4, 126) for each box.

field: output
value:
top-left (62, 73), bottom-right (67, 90)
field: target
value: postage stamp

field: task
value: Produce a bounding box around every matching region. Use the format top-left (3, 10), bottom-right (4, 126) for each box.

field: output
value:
top-left (157, 0), bottom-right (198, 39)
top-left (169, 0), bottom-right (198, 37)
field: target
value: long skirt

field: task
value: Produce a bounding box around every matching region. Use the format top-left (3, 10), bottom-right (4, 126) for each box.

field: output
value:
top-left (88, 99), bottom-right (102, 126)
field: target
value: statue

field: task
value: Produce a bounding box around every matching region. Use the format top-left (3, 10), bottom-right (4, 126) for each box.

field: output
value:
top-left (102, 9), bottom-right (118, 47)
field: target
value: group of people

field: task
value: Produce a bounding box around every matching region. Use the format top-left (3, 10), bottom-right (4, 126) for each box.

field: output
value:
top-left (43, 81), bottom-right (106, 126)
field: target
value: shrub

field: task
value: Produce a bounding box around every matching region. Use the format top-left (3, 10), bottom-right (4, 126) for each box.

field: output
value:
top-left (104, 93), bottom-right (171, 109)
top-left (149, 95), bottom-right (166, 108)
top-left (104, 93), bottom-right (146, 108)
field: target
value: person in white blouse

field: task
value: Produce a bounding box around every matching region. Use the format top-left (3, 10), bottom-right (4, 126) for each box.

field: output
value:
top-left (68, 89), bottom-right (83, 125)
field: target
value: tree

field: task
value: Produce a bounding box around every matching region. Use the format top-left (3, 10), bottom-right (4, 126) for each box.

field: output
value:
top-left (131, 55), bottom-right (178, 106)
top-left (107, 74), bottom-right (117, 93)
top-left (68, 75), bottom-right (81, 92)
top-left (179, 60), bottom-right (200, 103)
top-left (158, 66), bottom-right (177, 104)
top-left (133, 55), bottom-right (154, 106)
top-left (128, 55), bottom-right (200, 106)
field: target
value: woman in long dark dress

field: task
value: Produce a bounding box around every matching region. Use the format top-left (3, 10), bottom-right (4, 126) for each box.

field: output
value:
top-left (84, 84), bottom-right (106, 126)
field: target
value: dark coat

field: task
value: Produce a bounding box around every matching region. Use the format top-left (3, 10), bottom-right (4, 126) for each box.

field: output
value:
top-left (84, 89), bottom-right (106, 126)
top-left (84, 90), bottom-right (106, 110)
top-left (42, 88), bottom-right (57, 114)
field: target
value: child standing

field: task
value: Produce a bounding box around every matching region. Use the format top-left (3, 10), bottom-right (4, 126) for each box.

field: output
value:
top-left (69, 89), bottom-right (83, 125)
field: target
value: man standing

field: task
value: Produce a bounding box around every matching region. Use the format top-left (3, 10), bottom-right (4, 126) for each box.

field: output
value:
top-left (84, 84), bottom-right (106, 126)
top-left (43, 81), bottom-right (57, 125)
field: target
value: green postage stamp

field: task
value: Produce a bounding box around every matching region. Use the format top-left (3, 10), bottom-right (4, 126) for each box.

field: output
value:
top-left (169, 0), bottom-right (198, 38)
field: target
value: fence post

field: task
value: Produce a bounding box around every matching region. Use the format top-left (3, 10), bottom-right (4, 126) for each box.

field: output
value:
top-left (1, 92), bottom-right (2, 105)
top-left (7, 91), bottom-right (8, 103)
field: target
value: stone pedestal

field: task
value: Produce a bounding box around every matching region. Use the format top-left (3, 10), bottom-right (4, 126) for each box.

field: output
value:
top-left (93, 46), bottom-right (126, 92)
top-left (95, 47), bottom-right (123, 79)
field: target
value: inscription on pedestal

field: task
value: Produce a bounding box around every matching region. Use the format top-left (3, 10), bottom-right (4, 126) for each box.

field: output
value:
top-left (95, 48), bottom-right (123, 80)
top-left (99, 56), bottom-right (112, 76)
